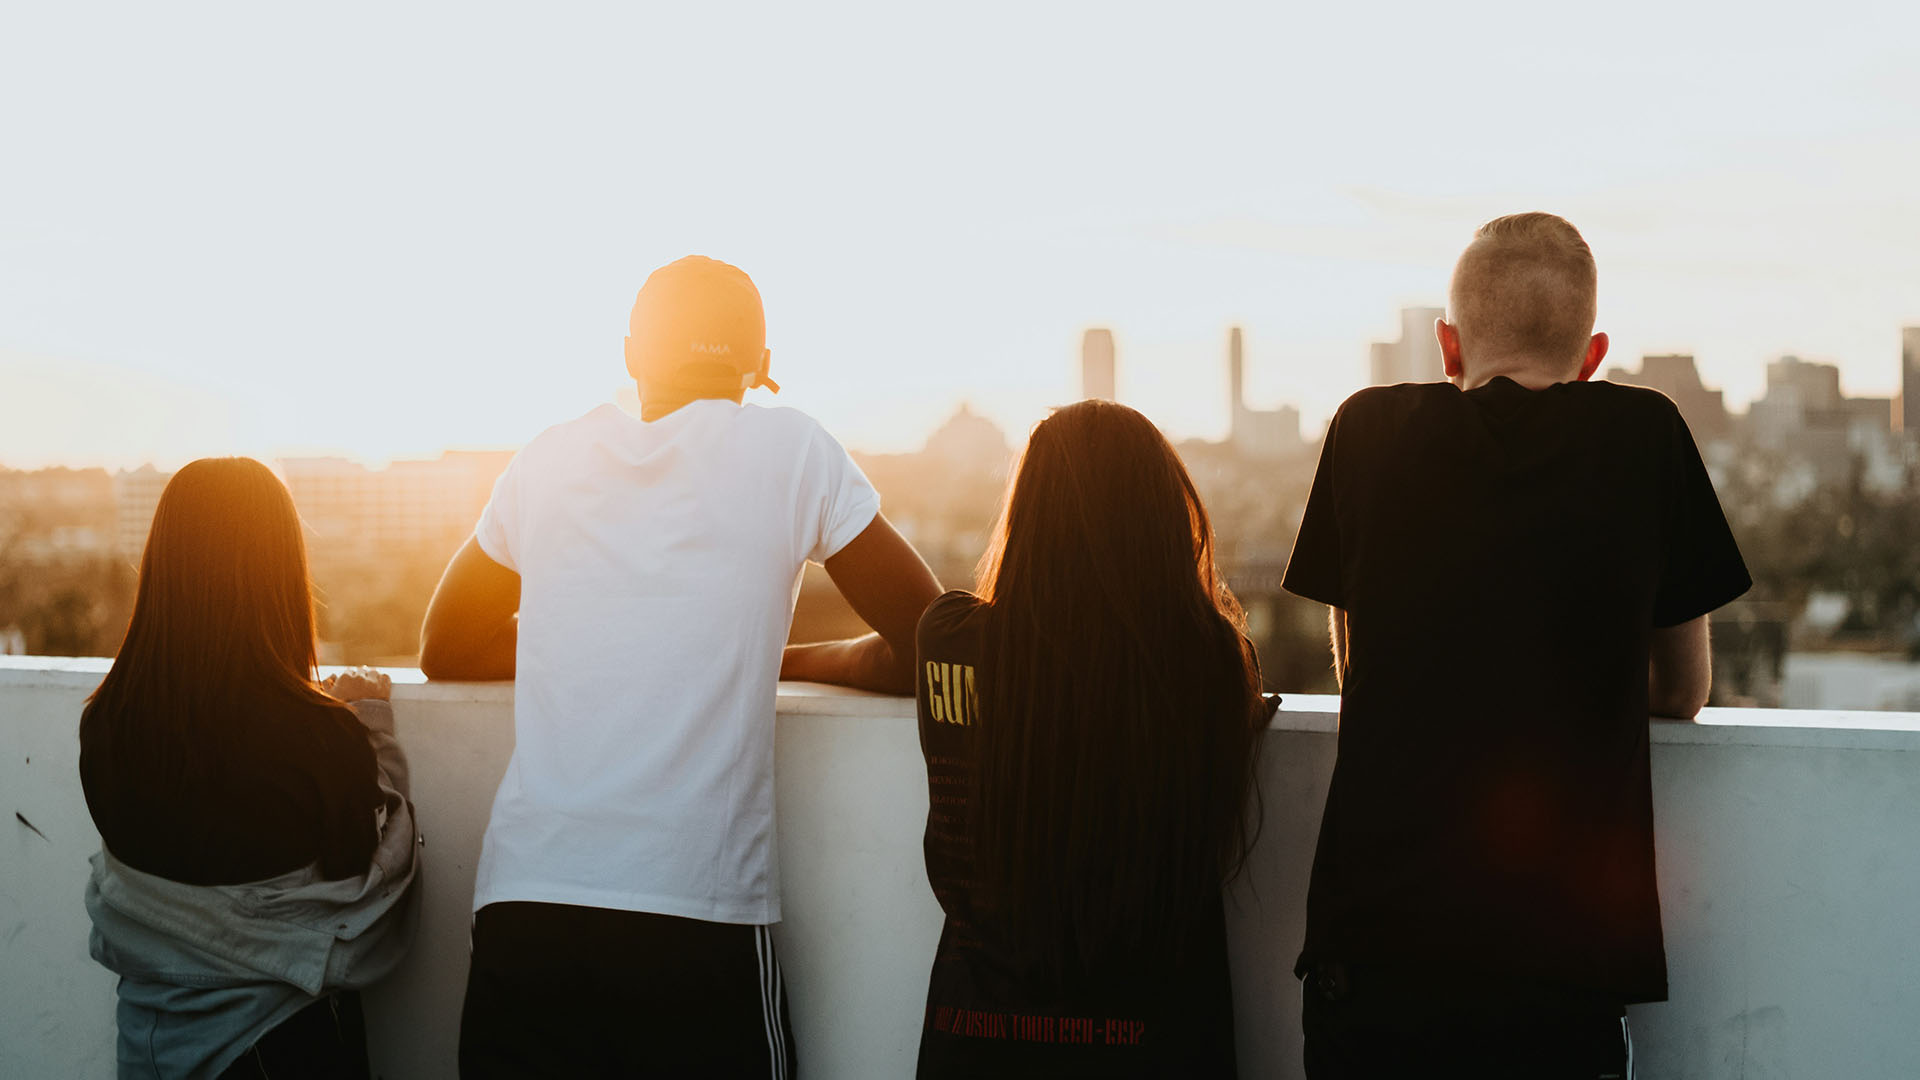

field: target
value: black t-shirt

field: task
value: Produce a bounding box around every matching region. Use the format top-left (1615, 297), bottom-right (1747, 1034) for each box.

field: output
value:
top-left (80, 697), bottom-right (382, 886)
top-left (913, 591), bottom-right (1236, 1079)
top-left (1282, 376), bottom-right (1751, 1004)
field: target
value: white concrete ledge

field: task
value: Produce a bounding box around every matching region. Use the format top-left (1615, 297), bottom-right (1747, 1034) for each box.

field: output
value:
top-left (12, 657), bottom-right (1915, 749)
top-left (6, 657), bottom-right (1920, 1077)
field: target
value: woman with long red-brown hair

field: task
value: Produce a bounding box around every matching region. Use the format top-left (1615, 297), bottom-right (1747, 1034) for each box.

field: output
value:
top-left (912, 400), bottom-right (1271, 1078)
top-left (80, 457), bottom-right (418, 1080)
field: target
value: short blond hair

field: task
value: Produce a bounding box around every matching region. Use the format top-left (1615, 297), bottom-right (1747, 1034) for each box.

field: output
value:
top-left (1449, 213), bottom-right (1597, 370)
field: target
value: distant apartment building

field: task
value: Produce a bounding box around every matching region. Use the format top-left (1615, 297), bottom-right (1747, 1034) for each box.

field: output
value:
top-left (0, 467), bottom-right (115, 562)
top-left (1368, 306), bottom-right (1446, 385)
top-left (279, 451), bottom-right (514, 552)
top-left (1227, 327), bottom-right (1303, 460)
top-left (1748, 356), bottom-right (1903, 497)
top-left (4, 467), bottom-right (113, 511)
top-left (111, 451), bottom-right (514, 563)
top-left (1081, 328), bottom-right (1116, 401)
top-left (1605, 353), bottom-right (1731, 442)
top-left (1749, 355), bottom-right (1845, 451)
top-left (112, 465), bottom-right (173, 562)
top-left (1897, 326), bottom-right (1920, 436)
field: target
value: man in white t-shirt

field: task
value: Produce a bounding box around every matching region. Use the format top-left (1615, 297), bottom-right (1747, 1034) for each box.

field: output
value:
top-left (421, 255), bottom-right (941, 1078)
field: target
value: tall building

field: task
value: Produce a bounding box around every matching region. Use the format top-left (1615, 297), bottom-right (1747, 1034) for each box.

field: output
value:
top-left (1081, 328), bottom-right (1116, 401)
top-left (1745, 355), bottom-right (1905, 493)
top-left (1229, 326), bottom-right (1244, 421)
top-left (112, 464), bottom-right (173, 562)
top-left (1367, 341), bottom-right (1394, 387)
top-left (1369, 307), bottom-right (1446, 385)
top-left (1749, 354), bottom-right (1844, 450)
top-left (1403, 306), bottom-right (1445, 383)
top-left (1898, 327), bottom-right (1920, 435)
top-left (1605, 354), bottom-right (1730, 442)
top-left (1226, 327), bottom-right (1303, 460)
top-left (279, 450), bottom-right (514, 552)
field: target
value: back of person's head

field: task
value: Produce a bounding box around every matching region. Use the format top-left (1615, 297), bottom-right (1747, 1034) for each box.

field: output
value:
top-left (1447, 212), bottom-right (1599, 380)
top-left (625, 256), bottom-right (778, 415)
top-left (972, 399), bottom-right (1264, 982)
top-left (84, 457), bottom-right (344, 780)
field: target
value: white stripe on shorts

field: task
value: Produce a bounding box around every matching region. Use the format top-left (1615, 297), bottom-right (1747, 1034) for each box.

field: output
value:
top-left (768, 928), bottom-right (788, 1075)
top-left (755, 927), bottom-right (780, 1080)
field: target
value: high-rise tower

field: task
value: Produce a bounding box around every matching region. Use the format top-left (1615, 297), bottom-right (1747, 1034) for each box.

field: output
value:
top-left (1369, 307), bottom-right (1447, 384)
top-left (1081, 328), bottom-right (1116, 401)
top-left (1402, 307), bottom-right (1445, 382)
top-left (1900, 327), bottom-right (1920, 435)
top-left (1229, 326), bottom-right (1246, 426)
top-left (1225, 326), bottom-right (1303, 460)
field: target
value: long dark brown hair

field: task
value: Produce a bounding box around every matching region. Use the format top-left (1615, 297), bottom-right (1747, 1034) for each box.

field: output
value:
top-left (971, 399), bottom-right (1264, 981)
top-left (82, 457), bottom-right (349, 779)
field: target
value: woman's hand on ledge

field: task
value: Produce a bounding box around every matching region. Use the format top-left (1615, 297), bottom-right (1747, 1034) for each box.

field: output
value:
top-left (324, 666), bottom-right (392, 702)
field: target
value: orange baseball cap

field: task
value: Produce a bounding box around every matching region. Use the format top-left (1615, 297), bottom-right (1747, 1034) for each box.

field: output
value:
top-left (626, 255), bottom-right (780, 395)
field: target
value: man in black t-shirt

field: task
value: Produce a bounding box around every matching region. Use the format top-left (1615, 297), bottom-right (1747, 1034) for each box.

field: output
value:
top-left (1283, 212), bottom-right (1750, 1077)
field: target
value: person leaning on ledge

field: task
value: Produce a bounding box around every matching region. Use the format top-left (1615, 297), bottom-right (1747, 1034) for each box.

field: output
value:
top-left (1281, 212), bottom-right (1752, 1078)
top-left (81, 459), bottom-right (419, 1080)
top-left (418, 255), bottom-right (940, 1078)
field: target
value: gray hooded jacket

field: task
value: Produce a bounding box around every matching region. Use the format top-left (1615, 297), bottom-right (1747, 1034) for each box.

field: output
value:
top-left (85, 699), bottom-right (420, 1079)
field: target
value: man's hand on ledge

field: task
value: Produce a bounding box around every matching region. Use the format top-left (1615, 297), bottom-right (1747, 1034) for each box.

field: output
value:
top-left (420, 537), bottom-right (520, 681)
top-left (782, 515), bottom-right (941, 696)
top-left (782, 634), bottom-right (915, 695)
top-left (418, 517), bottom-right (939, 690)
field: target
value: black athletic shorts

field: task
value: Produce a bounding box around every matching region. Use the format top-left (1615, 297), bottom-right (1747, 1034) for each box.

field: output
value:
top-left (1300, 962), bottom-right (1633, 1080)
top-left (459, 901), bottom-right (798, 1079)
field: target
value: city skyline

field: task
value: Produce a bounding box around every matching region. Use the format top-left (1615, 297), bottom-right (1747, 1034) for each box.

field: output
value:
top-left (11, 320), bottom-right (1917, 699)
top-left (6, 319), bottom-right (1916, 472)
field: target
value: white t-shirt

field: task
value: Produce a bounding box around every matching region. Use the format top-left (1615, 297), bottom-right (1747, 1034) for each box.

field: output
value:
top-left (469, 399), bottom-right (880, 924)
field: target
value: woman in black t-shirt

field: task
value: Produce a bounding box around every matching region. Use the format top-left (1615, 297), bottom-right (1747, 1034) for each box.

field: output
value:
top-left (79, 457), bottom-right (395, 1079)
top-left (913, 400), bottom-right (1269, 1079)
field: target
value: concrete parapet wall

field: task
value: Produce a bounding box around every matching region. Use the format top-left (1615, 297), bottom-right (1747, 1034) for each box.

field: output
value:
top-left (5, 658), bottom-right (1919, 1077)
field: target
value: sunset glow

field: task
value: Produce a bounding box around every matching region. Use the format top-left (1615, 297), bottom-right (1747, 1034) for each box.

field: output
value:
top-left (5, 2), bottom-right (1920, 468)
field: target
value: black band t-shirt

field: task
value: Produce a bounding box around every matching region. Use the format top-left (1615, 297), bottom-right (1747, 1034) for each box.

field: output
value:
top-left (80, 697), bottom-right (381, 886)
top-left (913, 591), bottom-right (1237, 1079)
top-left (1283, 376), bottom-right (1751, 1004)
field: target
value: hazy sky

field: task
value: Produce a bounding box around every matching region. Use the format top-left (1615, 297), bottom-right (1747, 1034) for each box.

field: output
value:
top-left (5, 1), bottom-right (1920, 468)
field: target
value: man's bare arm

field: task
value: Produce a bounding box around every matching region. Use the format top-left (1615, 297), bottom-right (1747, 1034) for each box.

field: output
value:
top-left (1649, 614), bottom-right (1712, 719)
top-left (419, 537), bottom-right (520, 681)
top-left (1328, 606), bottom-right (1350, 690)
top-left (780, 515), bottom-right (942, 695)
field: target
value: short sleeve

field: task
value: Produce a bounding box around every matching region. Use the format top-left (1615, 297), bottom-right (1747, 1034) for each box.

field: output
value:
top-left (1652, 406), bottom-right (1751, 627)
top-left (1283, 404), bottom-right (1347, 608)
top-left (915, 590), bottom-right (984, 658)
top-left (473, 451), bottom-right (525, 573)
top-left (802, 422), bottom-right (882, 564)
